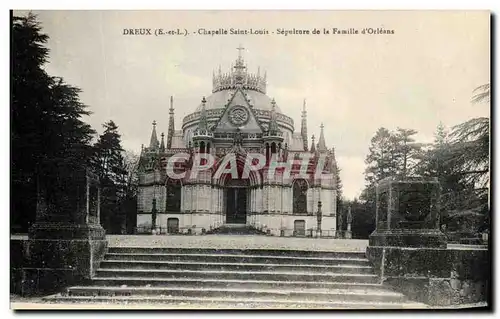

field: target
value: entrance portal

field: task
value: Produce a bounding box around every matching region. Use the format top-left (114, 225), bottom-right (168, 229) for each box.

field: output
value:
top-left (225, 187), bottom-right (248, 224)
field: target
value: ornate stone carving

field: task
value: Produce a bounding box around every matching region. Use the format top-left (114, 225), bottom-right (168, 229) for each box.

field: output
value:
top-left (229, 106), bottom-right (249, 126)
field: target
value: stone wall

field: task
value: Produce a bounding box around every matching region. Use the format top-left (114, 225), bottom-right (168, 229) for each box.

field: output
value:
top-left (367, 246), bottom-right (489, 306)
top-left (11, 234), bottom-right (107, 296)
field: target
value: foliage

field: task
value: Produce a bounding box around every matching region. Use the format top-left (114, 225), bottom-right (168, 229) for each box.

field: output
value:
top-left (358, 84), bottom-right (490, 238)
top-left (92, 121), bottom-right (128, 233)
top-left (12, 13), bottom-right (95, 232)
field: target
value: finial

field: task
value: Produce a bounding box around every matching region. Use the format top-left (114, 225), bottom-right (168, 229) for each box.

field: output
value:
top-left (161, 132), bottom-right (165, 138)
top-left (320, 123), bottom-right (324, 130)
top-left (169, 96), bottom-right (174, 112)
top-left (312, 134), bottom-right (315, 142)
top-left (303, 99), bottom-right (306, 112)
top-left (237, 44), bottom-right (245, 58)
top-left (152, 120), bottom-right (157, 127)
top-left (271, 98), bottom-right (276, 109)
top-left (202, 96), bottom-right (207, 105)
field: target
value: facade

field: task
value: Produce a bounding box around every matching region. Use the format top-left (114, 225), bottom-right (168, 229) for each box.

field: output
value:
top-left (136, 49), bottom-right (338, 236)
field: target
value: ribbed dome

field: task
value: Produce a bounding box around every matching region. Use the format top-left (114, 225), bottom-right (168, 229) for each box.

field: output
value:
top-left (195, 89), bottom-right (282, 113)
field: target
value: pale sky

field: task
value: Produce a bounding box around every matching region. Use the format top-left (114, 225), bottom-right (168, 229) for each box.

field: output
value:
top-left (16, 10), bottom-right (490, 199)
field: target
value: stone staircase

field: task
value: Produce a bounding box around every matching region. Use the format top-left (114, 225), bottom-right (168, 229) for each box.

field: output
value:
top-left (44, 247), bottom-right (427, 309)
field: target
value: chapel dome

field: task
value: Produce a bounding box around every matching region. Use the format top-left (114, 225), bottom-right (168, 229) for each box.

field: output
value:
top-left (194, 89), bottom-right (281, 113)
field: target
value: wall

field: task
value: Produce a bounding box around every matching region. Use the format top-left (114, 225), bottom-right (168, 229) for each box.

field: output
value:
top-left (366, 245), bottom-right (490, 306)
top-left (248, 214), bottom-right (336, 237)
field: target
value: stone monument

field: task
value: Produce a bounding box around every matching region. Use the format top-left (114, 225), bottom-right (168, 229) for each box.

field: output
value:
top-left (368, 177), bottom-right (446, 248)
top-left (366, 177), bottom-right (489, 306)
top-left (22, 166), bottom-right (107, 295)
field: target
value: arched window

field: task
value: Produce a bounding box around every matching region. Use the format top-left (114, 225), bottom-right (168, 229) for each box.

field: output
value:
top-left (200, 141), bottom-right (205, 154)
top-left (271, 142), bottom-right (277, 154)
top-left (293, 179), bottom-right (308, 215)
top-left (165, 179), bottom-right (182, 212)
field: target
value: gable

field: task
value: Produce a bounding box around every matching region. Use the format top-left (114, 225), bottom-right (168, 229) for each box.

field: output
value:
top-left (214, 88), bottom-right (263, 134)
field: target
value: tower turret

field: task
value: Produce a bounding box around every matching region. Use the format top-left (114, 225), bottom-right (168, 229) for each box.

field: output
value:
top-left (301, 99), bottom-right (308, 151)
top-left (167, 96), bottom-right (175, 149)
top-left (310, 134), bottom-right (316, 153)
top-left (192, 96), bottom-right (213, 154)
top-left (317, 123), bottom-right (327, 152)
top-left (149, 120), bottom-right (159, 151)
top-left (160, 132), bottom-right (165, 152)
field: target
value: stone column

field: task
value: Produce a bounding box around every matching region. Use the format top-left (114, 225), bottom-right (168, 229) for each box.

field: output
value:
top-left (345, 205), bottom-right (352, 239)
top-left (337, 208), bottom-right (344, 238)
top-left (316, 201), bottom-right (323, 238)
top-left (257, 188), bottom-right (262, 213)
top-left (25, 167), bottom-right (107, 296)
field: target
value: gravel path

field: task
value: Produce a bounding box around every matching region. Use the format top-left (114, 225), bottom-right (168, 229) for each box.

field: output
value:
top-left (107, 235), bottom-right (368, 252)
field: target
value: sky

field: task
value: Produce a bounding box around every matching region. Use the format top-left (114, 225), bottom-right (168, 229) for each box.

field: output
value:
top-left (14, 10), bottom-right (490, 199)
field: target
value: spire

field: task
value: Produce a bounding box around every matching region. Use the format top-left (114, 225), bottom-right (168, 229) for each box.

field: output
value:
top-left (160, 132), bottom-right (165, 152)
top-left (167, 96), bottom-right (175, 149)
top-left (235, 44), bottom-right (246, 69)
top-left (301, 99), bottom-right (308, 151)
top-left (198, 96), bottom-right (208, 131)
top-left (317, 123), bottom-right (327, 152)
top-left (149, 120), bottom-right (159, 150)
top-left (234, 44), bottom-right (246, 85)
top-left (310, 134), bottom-right (316, 153)
top-left (268, 98), bottom-right (279, 134)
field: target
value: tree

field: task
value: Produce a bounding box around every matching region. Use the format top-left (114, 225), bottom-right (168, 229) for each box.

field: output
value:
top-left (347, 197), bottom-right (375, 239)
top-left (472, 83), bottom-right (490, 104)
top-left (12, 13), bottom-right (95, 232)
top-left (123, 150), bottom-right (140, 234)
top-left (364, 127), bottom-right (396, 185)
top-left (93, 121), bottom-right (127, 233)
top-left (393, 128), bottom-right (423, 178)
top-left (330, 148), bottom-right (343, 214)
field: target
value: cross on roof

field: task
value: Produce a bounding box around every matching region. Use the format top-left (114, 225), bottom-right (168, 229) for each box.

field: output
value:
top-left (237, 44), bottom-right (245, 56)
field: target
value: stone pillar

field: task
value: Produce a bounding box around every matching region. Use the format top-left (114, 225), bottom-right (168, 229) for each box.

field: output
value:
top-left (345, 205), bottom-right (352, 239)
top-left (25, 167), bottom-right (107, 296)
top-left (256, 188), bottom-right (262, 213)
top-left (316, 201), bottom-right (322, 238)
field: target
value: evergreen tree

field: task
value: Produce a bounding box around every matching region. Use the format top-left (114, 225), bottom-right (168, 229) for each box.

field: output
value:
top-left (361, 127), bottom-right (422, 223)
top-left (393, 128), bottom-right (422, 178)
top-left (123, 150), bottom-right (140, 234)
top-left (364, 127), bottom-right (396, 185)
top-left (93, 120), bottom-right (127, 233)
top-left (12, 13), bottom-right (95, 231)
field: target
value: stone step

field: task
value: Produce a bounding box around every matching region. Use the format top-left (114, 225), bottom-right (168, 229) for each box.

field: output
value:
top-left (104, 252), bottom-right (371, 266)
top-left (106, 247), bottom-right (367, 259)
top-left (44, 295), bottom-right (428, 309)
top-left (65, 286), bottom-right (408, 303)
top-left (94, 268), bottom-right (380, 283)
top-left (99, 260), bottom-right (374, 274)
top-left (90, 277), bottom-right (383, 290)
